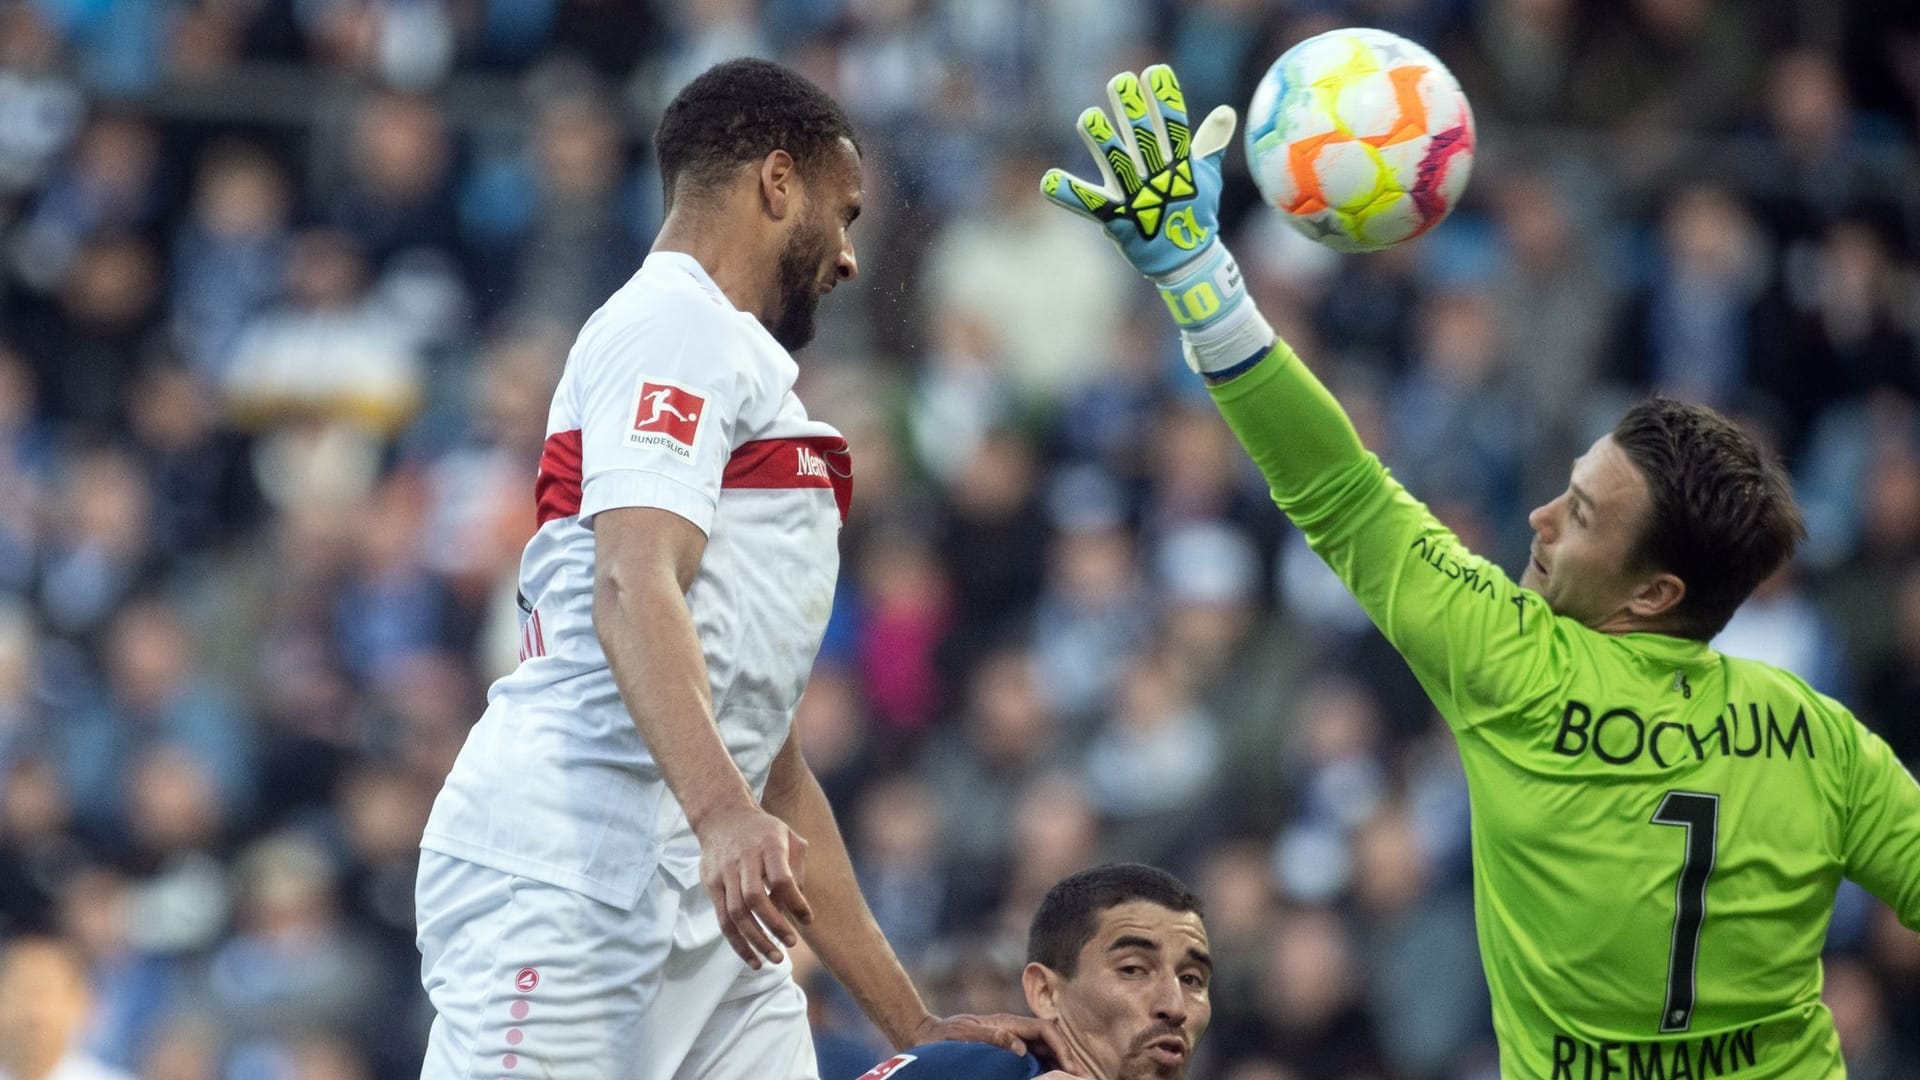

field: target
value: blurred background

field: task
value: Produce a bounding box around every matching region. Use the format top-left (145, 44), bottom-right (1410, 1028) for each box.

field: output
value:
top-left (0, 1), bottom-right (1916, 1078)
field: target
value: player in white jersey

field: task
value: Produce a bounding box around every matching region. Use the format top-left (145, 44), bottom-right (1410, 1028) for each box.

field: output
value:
top-left (415, 59), bottom-right (1058, 1080)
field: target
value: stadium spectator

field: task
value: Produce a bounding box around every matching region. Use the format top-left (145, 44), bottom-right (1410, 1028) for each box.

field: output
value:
top-left (922, 145), bottom-right (1133, 401)
top-left (12, 232), bottom-right (164, 436)
top-left (10, 113), bottom-right (162, 295)
top-left (224, 228), bottom-right (424, 440)
top-left (49, 598), bottom-right (254, 837)
top-left (169, 142), bottom-right (292, 382)
top-left (34, 446), bottom-right (159, 642)
top-left (323, 93), bottom-right (462, 271)
top-left (1031, 495), bottom-right (1152, 724)
top-left (918, 645), bottom-right (1065, 870)
top-left (1603, 183), bottom-right (1771, 411)
top-left (0, 934), bottom-right (135, 1080)
top-left (930, 428), bottom-right (1050, 673)
top-left (0, 4), bottom-right (83, 204)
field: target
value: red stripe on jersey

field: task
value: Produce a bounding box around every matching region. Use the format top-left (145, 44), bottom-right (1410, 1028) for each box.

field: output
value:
top-left (533, 430), bottom-right (853, 525)
top-left (535, 430), bottom-right (584, 525)
top-left (724, 437), bottom-right (854, 522)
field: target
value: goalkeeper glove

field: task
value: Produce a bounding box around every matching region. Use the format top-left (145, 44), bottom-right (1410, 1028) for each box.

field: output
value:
top-left (1040, 64), bottom-right (1275, 380)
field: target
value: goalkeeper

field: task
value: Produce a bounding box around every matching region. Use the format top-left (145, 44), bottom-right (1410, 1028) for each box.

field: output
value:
top-left (1042, 64), bottom-right (1920, 1079)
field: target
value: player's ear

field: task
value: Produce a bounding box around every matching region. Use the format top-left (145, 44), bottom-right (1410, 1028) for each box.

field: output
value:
top-left (1628, 571), bottom-right (1686, 621)
top-left (759, 149), bottom-right (798, 221)
top-left (1023, 962), bottom-right (1064, 1021)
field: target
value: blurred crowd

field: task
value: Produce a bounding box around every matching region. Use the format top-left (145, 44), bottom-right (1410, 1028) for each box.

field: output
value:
top-left (0, 1), bottom-right (1918, 1079)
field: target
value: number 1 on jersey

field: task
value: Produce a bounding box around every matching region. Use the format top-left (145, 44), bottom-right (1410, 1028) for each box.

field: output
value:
top-left (1651, 790), bottom-right (1719, 1033)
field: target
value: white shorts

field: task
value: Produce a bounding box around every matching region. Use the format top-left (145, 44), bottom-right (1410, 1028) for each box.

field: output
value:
top-left (416, 850), bottom-right (819, 1080)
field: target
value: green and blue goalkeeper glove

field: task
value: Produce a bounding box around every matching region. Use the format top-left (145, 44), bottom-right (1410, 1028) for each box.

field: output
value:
top-left (1040, 64), bottom-right (1275, 380)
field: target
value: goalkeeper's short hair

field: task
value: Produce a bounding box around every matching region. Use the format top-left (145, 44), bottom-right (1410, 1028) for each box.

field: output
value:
top-left (1612, 397), bottom-right (1806, 640)
top-left (655, 58), bottom-right (858, 208)
top-left (1027, 863), bottom-right (1204, 976)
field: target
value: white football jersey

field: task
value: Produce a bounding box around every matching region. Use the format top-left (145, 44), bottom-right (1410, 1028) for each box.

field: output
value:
top-left (421, 252), bottom-right (851, 909)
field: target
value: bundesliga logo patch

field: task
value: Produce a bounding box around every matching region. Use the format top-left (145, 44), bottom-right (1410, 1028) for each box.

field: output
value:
top-left (628, 377), bottom-right (707, 460)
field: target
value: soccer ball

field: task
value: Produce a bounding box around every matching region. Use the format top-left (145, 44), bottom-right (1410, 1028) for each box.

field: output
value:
top-left (1245, 28), bottom-right (1475, 253)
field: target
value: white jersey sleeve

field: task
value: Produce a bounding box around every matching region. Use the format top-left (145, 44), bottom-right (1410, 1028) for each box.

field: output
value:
top-left (570, 278), bottom-right (764, 533)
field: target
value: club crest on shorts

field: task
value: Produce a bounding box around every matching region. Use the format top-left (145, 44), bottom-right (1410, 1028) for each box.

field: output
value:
top-left (514, 967), bottom-right (540, 993)
top-left (627, 376), bottom-right (708, 460)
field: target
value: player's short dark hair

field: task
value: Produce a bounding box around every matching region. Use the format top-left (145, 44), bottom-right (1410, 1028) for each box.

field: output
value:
top-left (1027, 863), bottom-right (1203, 977)
top-left (654, 58), bottom-right (858, 207)
top-left (1611, 397), bottom-right (1806, 640)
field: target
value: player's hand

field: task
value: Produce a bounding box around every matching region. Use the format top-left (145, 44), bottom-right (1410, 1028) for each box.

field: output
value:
top-left (693, 804), bottom-right (812, 969)
top-left (1041, 64), bottom-right (1272, 379)
top-left (908, 1013), bottom-right (1073, 1067)
top-left (1040, 64), bottom-right (1236, 280)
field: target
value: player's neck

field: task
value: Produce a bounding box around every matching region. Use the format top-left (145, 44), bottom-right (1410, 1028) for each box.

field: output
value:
top-left (1591, 610), bottom-right (1653, 636)
top-left (1589, 607), bottom-right (1697, 640)
top-left (652, 205), bottom-right (780, 323)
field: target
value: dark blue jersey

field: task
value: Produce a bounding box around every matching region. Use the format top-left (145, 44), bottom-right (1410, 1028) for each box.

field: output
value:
top-left (852, 1041), bottom-right (1044, 1080)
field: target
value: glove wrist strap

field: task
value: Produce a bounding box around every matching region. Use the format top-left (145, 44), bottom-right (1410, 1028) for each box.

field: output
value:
top-left (1154, 244), bottom-right (1275, 378)
top-left (1150, 243), bottom-right (1244, 331)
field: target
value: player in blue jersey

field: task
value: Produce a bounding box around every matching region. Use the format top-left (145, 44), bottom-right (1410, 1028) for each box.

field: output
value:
top-left (855, 864), bottom-right (1211, 1080)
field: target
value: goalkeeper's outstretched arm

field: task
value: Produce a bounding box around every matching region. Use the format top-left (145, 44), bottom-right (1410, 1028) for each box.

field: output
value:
top-left (1041, 64), bottom-right (1558, 724)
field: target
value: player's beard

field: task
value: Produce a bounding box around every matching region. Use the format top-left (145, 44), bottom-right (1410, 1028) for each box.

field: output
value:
top-left (768, 217), bottom-right (830, 352)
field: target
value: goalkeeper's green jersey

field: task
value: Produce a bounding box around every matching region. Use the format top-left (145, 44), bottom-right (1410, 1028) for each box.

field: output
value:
top-left (1210, 344), bottom-right (1920, 1080)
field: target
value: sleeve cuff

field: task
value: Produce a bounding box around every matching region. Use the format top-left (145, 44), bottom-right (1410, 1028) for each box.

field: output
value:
top-left (1180, 296), bottom-right (1277, 377)
top-left (1205, 338), bottom-right (1300, 401)
top-left (580, 469), bottom-right (717, 535)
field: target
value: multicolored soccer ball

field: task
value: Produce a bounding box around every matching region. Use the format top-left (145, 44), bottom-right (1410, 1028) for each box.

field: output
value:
top-left (1245, 28), bottom-right (1475, 252)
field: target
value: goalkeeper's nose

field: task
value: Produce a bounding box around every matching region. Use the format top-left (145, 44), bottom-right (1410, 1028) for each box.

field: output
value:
top-left (835, 239), bottom-right (859, 283)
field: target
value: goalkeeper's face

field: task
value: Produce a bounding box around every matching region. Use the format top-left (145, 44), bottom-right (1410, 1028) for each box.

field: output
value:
top-left (769, 138), bottom-right (862, 351)
top-left (1523, 435), bottom-right (1676, 630)
top-left (1024, 901), bottom-right (1212, 1080)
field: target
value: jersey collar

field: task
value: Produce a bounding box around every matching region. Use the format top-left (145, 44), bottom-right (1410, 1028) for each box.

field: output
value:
top-left (643, 250), bottom-right (732, 309)
top-left (1614, 630), bottom-right (1717, 666)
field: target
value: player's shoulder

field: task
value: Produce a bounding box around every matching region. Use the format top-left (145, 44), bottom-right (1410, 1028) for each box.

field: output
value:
top-left (609, 256), bottom-right (747, 337)
top-left (1715, 651), bottom-right (1848, 710)
top-left (853, 1041), bottom-right (1044, 1080)
top-left (1715, 652), bottom-right (1862, 741)
top-left (577, 256), bottom-right (787, 390)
